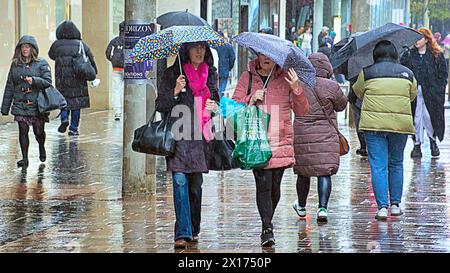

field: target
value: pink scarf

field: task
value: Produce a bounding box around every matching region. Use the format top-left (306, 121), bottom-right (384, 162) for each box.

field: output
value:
top-left (182, 62), bottom-right (213, 141)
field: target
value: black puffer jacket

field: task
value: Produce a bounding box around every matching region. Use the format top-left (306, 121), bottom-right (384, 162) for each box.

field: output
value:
top-left (48, 21), bottom-right (98, 110)
top-left (156, 46), bottom-right (219, 173)
top-left (1, 36), bottom-right (52, 117)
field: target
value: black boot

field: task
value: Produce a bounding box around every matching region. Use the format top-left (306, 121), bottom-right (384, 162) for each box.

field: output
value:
top-left (411, 144), bottom-right (422, 158)
top-left (430, 138), bottom-right (440, 157)
top-left (17, 159), bottom-right (29, 168)
top-left (39, 145), bottom-right (46, 162)
top-left (356, 132), bottom-right (368, 156)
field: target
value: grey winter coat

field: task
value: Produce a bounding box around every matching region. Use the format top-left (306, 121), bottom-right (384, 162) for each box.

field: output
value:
top-left (1, 36), bottom-right (52, 117)
top-left (48, 21), bottom-right (98, 110)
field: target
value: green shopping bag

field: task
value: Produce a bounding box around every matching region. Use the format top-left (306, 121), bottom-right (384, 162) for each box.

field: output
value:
top-left (232, 105), bottom-right (272, 170)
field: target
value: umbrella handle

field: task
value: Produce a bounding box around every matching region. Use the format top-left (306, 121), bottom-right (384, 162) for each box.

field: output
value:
top-left (178, 52), bottom-right (186, 93)
top-left (263, 65), bottom-right (275, 105)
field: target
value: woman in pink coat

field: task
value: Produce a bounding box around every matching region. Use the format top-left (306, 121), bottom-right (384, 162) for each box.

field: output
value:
top-left (232, 54), bottom-right (309, 247)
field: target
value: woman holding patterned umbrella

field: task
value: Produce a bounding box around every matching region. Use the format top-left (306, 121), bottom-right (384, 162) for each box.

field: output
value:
top-left (131, 26), bottom-right (224, 249)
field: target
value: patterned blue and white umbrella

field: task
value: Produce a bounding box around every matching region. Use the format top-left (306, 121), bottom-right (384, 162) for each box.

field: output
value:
top-left (232, 32), bottom-right (316, 89)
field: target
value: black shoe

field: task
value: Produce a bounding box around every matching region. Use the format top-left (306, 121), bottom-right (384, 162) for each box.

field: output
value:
top-left (58, 120), bottom-right (69, 133)
top-left (17, 159), bottom-right (29, 168)
top-left (430, 138), bottom-right (440, 157)
top-left (260, 228), bottom-right (275, 247)
top-left (411, 145), bottom-right (422, 158)
top-left (39, 145), bottom-right (46, 162)
top-left (356, 148), bottom-right (368, 157)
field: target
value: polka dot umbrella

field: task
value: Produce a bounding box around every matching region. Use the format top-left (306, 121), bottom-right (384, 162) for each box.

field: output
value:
top-left (130, 25), bottom-right (224, 66)
top-left (232, 32), bottom-right (316, 89)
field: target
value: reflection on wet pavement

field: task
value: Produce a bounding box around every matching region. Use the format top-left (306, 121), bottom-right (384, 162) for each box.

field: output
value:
top-left (0, 110), bottom-right (449, 253)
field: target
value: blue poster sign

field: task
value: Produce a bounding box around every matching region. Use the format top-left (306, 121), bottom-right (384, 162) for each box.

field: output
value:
top-left (124, 20), bottom-right (154, 81)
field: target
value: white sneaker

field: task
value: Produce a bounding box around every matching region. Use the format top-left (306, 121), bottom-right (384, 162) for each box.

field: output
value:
top-left (114, 113), bottom-right (121, 121)
top-left (375, 207), bottom-right (388, 220)
top-left (293, 201), bottom-right (306, 217)
top-left (317, 208), bottom-right (328, 223)
top-left (390, 204), bottom-right (403, 216)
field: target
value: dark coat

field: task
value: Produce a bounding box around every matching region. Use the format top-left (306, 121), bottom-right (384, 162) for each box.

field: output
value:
top-left (156, 49), bottom-right (219, 173)
top-left (401, 48), bottom-right (448, 141)
top-left (1, 36), bottom-right (52, 117)
top-left (105, 36), bottom-right (124, 68)
top-left (293, 53), bottom-right (348, 177)
top-left (214, 43), bottom-right (235, 79)
top-left (48, 21), bottom-right (98, 110)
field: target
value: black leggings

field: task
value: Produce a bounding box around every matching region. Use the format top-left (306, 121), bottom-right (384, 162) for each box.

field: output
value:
top-left (18, 120), bottom-right (46, 160)
top-left (252, 168), bottom-right (285, 229)
top-left (297, 176), bottom-right (332, 209)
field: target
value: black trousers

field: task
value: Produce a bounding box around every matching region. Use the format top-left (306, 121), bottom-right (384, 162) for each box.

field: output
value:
top-left (296, 175), bottom-right (332, 209)
top-left (252, 168), bottom-right (285, 229)
top-left (18, 119), bottom-right (46, 161)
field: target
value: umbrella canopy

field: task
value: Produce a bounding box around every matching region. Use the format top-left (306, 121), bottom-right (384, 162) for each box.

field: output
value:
top-left (130, 25), bottom-right (224, 62)
top-left (232, 32), bottom-right (316, 89)
top-left (157, 10), bottom-right (209, 29)
top-left (330, 23), bottom-right (423, 80)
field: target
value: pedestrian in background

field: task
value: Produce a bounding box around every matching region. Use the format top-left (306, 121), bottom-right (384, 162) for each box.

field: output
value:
top-left (156, 42), bottom-right (219, 249)
top-left (401, 27), bottom-right (448, 158)
top-left (353, 40), bottom-right (417, 220)
top-left (292, 53), bottom-right (348, 223)
top-left (297, 26), bottom-right (313, 57)
top-left (214, 32), bottom-right (236, 96)
top-left (106, 21), bottom-right (125, 121)
top-left (49, 20), bottom-right (98, 136)
top-left (232, 53), bottom-right (309, 247)
top-left (1, 36), bottom-right (52, 168)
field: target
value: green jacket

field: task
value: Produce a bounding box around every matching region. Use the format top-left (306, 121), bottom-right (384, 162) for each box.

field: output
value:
top-left (353, 60), bottom-right (417, 135)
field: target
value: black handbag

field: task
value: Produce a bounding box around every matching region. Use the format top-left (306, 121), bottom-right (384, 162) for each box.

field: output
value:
top-left (73, 41), bottom-right (96, 81)
top-left (38, 86), bottom-right (67, 113)
top-left (132, 109), bottom-right (175, 156)
top-left (208, 117), bottom-right (238, 171)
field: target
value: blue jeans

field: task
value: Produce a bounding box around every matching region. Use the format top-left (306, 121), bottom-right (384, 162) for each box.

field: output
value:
top-left (364, 131), bottom-right (408, 209)
top-left (172, 172), bottom-right (203, 241)
top-left (61, 109), bottom-right (80, 132)
top-left (219, 77), bottom-right (228, 96)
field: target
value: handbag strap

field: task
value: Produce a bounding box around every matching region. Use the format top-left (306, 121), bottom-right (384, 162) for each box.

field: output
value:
top-left (78, 41), bottom-right (87, 59)
top-left (310, 88), bottom-right (341, 135)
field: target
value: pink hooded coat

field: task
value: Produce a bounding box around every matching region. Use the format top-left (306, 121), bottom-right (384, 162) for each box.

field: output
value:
top-left (232, 59), bottom-right (309, 169)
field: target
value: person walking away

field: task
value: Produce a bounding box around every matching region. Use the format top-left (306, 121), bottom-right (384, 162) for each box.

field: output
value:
top-left (1, 36), bottom-right (52, 167)
top-left (49, 20), bottom-right (98, 136)
top-left (106, 21), bottom-right (125, 121)
top-left (214, 35), bottom-right (236, 96)
top-left (353, 40), bottom-right (417, 220)
top-left (292, 53), bottom-right (347, 222)
top-left (232, 53), bottom-right (309, 247)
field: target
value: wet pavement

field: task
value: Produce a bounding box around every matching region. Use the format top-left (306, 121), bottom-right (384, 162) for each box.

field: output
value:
top-left (0, 109), bottom-right (449, 253)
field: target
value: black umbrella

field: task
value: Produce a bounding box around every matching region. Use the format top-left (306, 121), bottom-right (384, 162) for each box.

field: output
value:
top-left (157, 10), bottom-right (209, 29)
top-left (330, 23), bottom-right (422, 80)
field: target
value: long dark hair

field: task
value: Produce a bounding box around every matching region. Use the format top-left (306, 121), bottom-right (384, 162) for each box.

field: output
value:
top-left (173, 42), bottom-right (214, 71)
top-left (12, 45), bottom-right (38, 65)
